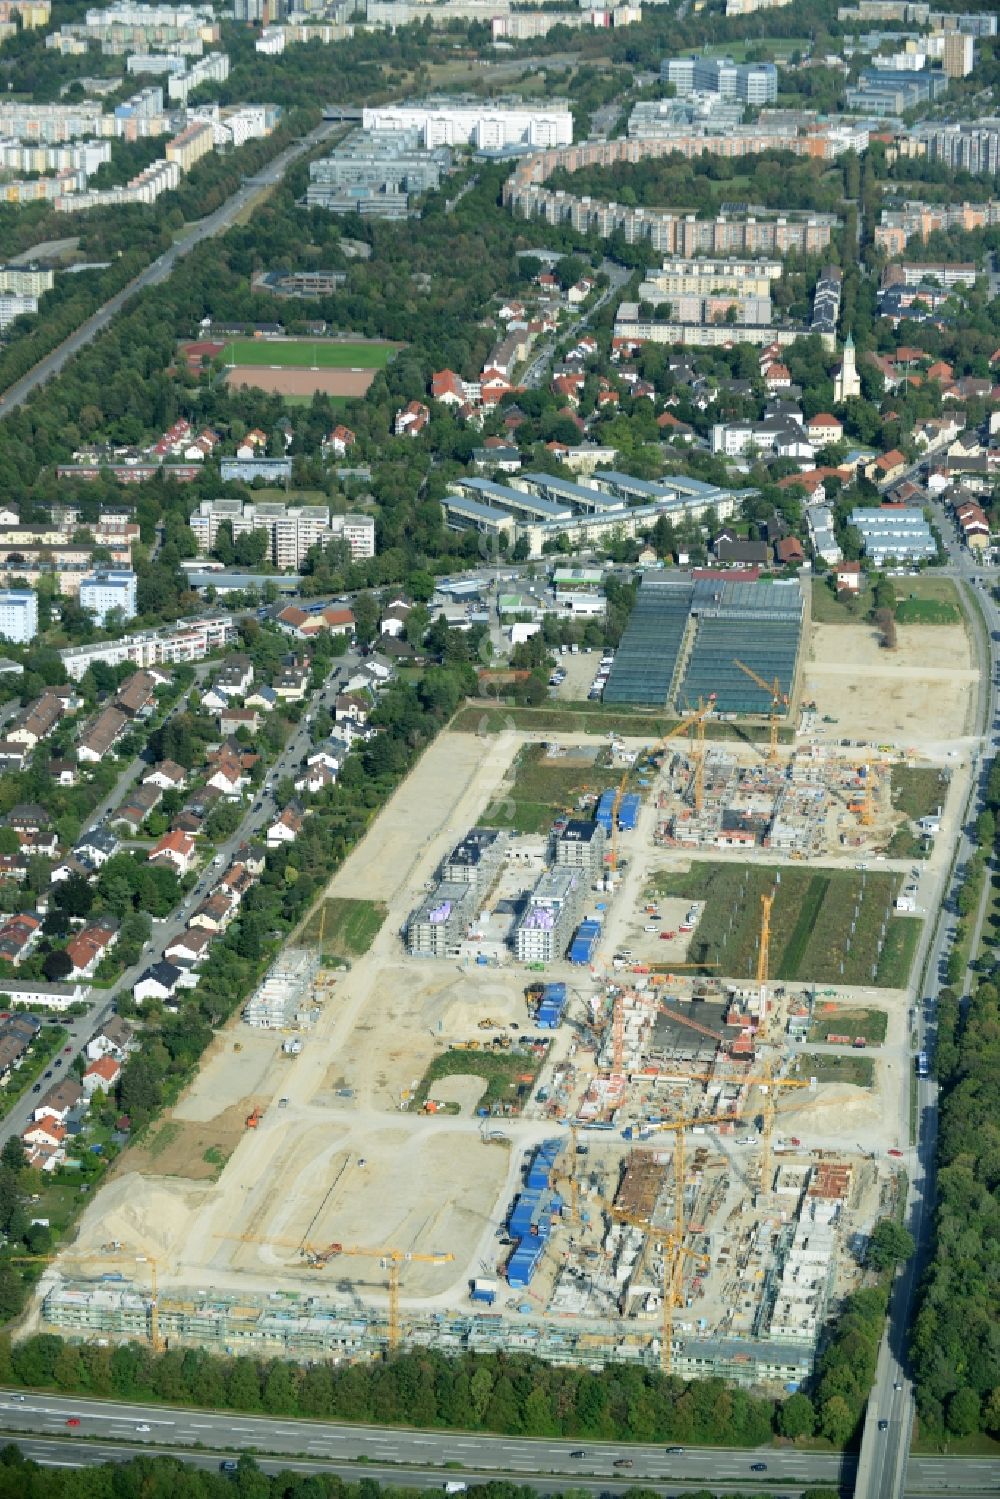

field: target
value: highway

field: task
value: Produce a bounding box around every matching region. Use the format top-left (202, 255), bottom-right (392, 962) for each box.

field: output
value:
top-left (2, 1390), bottom-right (1000, 1493)
top-left (853, 518), bottom-right (998, 1499)
top-left (0, 119), bottom-right (338, 419)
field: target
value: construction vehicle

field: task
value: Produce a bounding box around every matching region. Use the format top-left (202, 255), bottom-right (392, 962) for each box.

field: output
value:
top-left (245, 1107), bottom-right (263, 1129)
top-left (732, 660), bottom-right (788, 761)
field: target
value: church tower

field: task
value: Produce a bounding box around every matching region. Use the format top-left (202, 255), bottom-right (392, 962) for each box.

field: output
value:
top-left (833, 331), bottom-right (860, 403)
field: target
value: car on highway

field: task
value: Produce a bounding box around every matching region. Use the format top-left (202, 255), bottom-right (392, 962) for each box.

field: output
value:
top-left (66, 1418), bottom-right (80, 1427)
top-left (888, 1148), bottom-right (903, 1158)
top-left (613, 1459), bottom-right (634, 1469)
top-left (63, 1045), bottom-right (72, 1054)
top-left (665, 1446), bottom-right (685, 1454)
top-left (220, 1459), bottom-right (238, 1474)
top-left (136, 1423), bottom-right (151, 1433)
top-left (54, 1059), bottom-right (62, 1068)
top-left (749, 1462), bottom-right (767, 1472)
top-left (31, 1083), bottom-right (40, 1093)
top-left (570, 1450), bottom-right (587, 1458)
top-left (878, 1420), bottom-right (889, 1432)
top-left (44, 1070), bottom-right (52, 1078)
top-left (893, 1381), bottom-right (903, 1391)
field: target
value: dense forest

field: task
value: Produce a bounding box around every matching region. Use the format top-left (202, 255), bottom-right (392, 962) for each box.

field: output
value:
top-left (910, 757), bottom-right (1000, 1442)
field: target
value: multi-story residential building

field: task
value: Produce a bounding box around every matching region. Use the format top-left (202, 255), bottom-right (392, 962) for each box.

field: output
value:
top-left (79, 568), bottom-right (137, 625)
top-left (60, 615), bottom-right (236, 679)
top-left (942, 30), bottom-right (975, 74)
top-left (845, 67), bottom-right (949, 114)
top-left (0, 265), bottom-right (53, 297)
top-left (166, 50), bottom-right (229, 104)
top-left (505, 181), bottom-right (839, 257)
top-left (874, 198), bottom-right (1000, 254)
top-left (639, 256), bottom-right (782, 299)
top-left (46, 3), bottom-right (220, 56)
top-left (57, 158), bottom-right (180, 212)
top-left (837, 4), bottom-right (995, 35)
top-left (555, 820), bottom-right (607, 879)
top-left (0, 589), bottom-right (37, 644)
top-left (361, 97), bottom-right (573, 150)
top-left (897, 121), bottom-right (1000, 176)
top-left (614, 300), bottom-right (833, 351)
top-left (164, 119), bottom-right (214, 170)
top-left (339, 513), bottom-right (376, 560)
top-left (513, 867), bottom-right (584, 964)
top-left (189, 498), bottom-right (333, 569)
top-left (0, 292), bottom-right (37, 330)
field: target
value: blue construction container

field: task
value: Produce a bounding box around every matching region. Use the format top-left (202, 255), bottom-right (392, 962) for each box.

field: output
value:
top-left (536, 981), bottom-right (567, 1030)
top-left (618, 793), bottom-right (640, 831)
top-left (596, 788), bottom-right (616, 832)
top-left (526, 1139), bottom-right (561, 1189)
top-left (569, 919), bottom-right (601, 965)
top-left (470, 1278), bottom-right (498, 1306)
top-left (507, 1238), bottom-right (545, 1289)
top-left (509, 1189), bottom-right (554, 1241)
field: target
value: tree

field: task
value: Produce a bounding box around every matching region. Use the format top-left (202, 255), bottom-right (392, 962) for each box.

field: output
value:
top-left (868, 1219), bottom-right (915, 1273)
top-left (53, 873), bottom-right (94, 919)
top-left (947, 1387), bottom-right (981, 1437)
top-left (0, 829), bottom-right (18, 859)
top-left (353, 591), bottom-right (379, 647)
top-left (820, 1394), bottom-right (856, 1445)
top-left (779, 1392), bottom-right (816, 1439)
top-left (42, 949), bottom-right (73, 983)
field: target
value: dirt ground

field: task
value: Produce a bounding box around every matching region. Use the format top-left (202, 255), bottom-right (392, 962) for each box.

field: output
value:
top-left (67, 729), bottom-right (530, 1304)
top-left (225, 367), bottom-right (375, 397)
top-left (803, 621), bottom-right (975, 747)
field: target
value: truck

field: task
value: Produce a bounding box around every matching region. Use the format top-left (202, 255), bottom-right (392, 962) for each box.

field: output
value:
top-left (444, 1483), bottom-right (468, 1494)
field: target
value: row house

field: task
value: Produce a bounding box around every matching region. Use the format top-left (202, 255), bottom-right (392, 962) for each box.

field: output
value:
top-left (77, 704), bottom-right (128, 764)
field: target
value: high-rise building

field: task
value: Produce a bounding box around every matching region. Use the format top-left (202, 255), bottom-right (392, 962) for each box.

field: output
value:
top-left (833, 332), bottom-right (860, 403)
top-left (0, 589), bottom-right (37, 643)
top-left (79, 569), bottom-right (137, 626)
top-left (942, 31), bottom-right (975, 76)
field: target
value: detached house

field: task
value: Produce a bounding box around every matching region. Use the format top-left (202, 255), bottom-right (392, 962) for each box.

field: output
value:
top-left (0, 912), bottom-right (40, 965)
top-left (65, 915), bottom-right (119, 979)
top-left (267, 806), bottom-right (303, 848)
top-left (394, 401), bottom-right (430, 438)
top-left (82, 1054), bottom-right (122, 1096)
top-left (148, 829), bottom-right (196, 875)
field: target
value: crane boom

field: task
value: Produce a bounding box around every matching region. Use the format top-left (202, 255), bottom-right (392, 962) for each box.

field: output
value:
top-left (732, 659), bottom-right (788, 761)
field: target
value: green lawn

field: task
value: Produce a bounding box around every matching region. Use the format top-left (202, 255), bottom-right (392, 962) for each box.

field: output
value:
top-left (413, 1043), bottom-right (547, 1113)
top-left (301, 897), bottom-right (387, 959)
top-left (808, 1005), bottom-right (888, 1044)
top-left (222, 337), bottom-right (393, 369)
top-left (479, 741), bottom-right (611, 835)
top-left (795, 1052), bottom-right (875, 1089)
top-left (891, 766), bottom-right (949, 822)
top-left (809, 578), bottom-right (875, 624)
top-left (650, 863), bottom-right (917, 986)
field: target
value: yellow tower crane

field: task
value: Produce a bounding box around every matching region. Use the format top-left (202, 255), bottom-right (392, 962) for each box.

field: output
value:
top-left (732, 660), bottom-right (788, 761)
top-left (756, 888), bottom-right (775, 1034)
top-left (213, 1231), bottom-right (454, 1354)
top-left (646, 695), bottom-right (717, 813)
top-left (11, 1247), bottom-right (163, 1352)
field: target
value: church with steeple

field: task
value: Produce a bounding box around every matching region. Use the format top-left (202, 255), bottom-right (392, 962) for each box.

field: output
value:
top-left (833, 331), bottom-right (860, 403)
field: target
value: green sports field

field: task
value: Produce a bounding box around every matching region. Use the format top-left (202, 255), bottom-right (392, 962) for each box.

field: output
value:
top-left (221, 338), bottom-right (394, 369)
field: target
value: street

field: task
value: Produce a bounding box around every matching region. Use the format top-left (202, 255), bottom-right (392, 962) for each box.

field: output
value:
top-left (0, 651), bottom-right (357, 1150)
top-left (853, 510), bottom-right (997, 1499)
top-left (1, 1388), bottom-right (999, 1492)
top-left (0, 119), bottom-right (339, 419)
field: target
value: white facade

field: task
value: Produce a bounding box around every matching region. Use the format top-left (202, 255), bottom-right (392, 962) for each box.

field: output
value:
top-left (0, 589), bottom-right (37, 643)
top-left (0, 292), bottom-right (38, 329)
top-left (361, 101), bottom-right (573, 150)
top-left (337, 512), bottom-right (376, 560)
top-left (79, 568), bottom-right (137, 625)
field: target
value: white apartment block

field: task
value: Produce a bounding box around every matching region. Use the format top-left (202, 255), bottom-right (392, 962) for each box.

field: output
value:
top-left (361, 99), bottom-right (573, 150)
top-left (189, 498), bottom-right (334, 569)
top-left (167, 50), bottom-right (229, 105)
top-left (337, 513), bottom-right (376, 560)
top-left (0, 140), bottom-right (110, 177)
top-left (58, 158), bottom-right (180, 212)
top-left (60, 615), bottom-right (237, 679)
top-left (0, 265), bottom-right (54, 296)
top-left (0, 589), bottom-right (37, 643)
top-left (640, 256), bottom-right (782, 299)
top-left (0, 292), bottom-right (38, 329)
top-left (79, 568), bottom-right (137, 625)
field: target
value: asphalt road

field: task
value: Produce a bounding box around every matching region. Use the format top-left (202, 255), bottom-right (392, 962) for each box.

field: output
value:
top-left (0, 119), bottom-right (337, 420)
top-left (854, 526), bottom-right (997, 1499)
top-left (2, 1390), bottom-right (999, 1493)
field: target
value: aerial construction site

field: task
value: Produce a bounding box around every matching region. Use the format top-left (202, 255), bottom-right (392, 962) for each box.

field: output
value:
top-left (31, 584), bottom-right (974, 1392)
